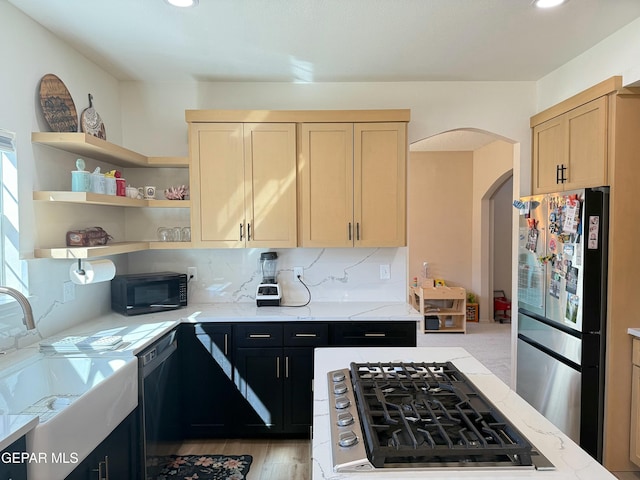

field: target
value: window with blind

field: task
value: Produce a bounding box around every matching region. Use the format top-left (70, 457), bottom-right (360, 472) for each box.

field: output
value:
top-left (0, 130), bottom-right (20, 286)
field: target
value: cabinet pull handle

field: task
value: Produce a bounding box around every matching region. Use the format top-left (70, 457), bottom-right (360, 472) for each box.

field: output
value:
top-left (276, 356), bottom-right (280, 378)
top-left (285, 356), bottom-right (289, 378)
top-left (295, 333), bottom-right (318, 337)
top-left (249, 334), bottom-right (272, 338)
top-left (348, 222), bottom-right (352, 240)
top-left (224, 333), bottom-right (228, 356)
top-left (239, 223), bottom-right (244, 240)
top-left (247, 222), bottom-right (252, 241)
top-left (364, 333), bottom-right (386, 337)
top-left (556, 164), bottom-right (567, 184)
top-left (356, 222), bottom-right (360, 241)
top-left (93, 456), bottom-right (108, 480)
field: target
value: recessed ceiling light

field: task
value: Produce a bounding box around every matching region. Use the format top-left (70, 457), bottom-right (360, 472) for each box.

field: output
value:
top-left (533, 0), bottom-right (567, 8)
top-left (165, 0), bottom-right (198, 7)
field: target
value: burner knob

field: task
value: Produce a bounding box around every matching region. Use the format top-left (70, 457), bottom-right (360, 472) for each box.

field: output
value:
top-left (334, 396), bottom-right (350, 409)
top-left (333, 382), bottom-right (348, 394)
top-left (336, 412), bottom-right (354, 426)
top-left (332, 372), bottom-right (346, 382)
top-left (338, 430), bottom-right (358, 448)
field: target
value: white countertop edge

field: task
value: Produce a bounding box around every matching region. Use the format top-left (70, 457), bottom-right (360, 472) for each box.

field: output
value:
top-left (311, 347), bottom-right (616, 480)
top-left (0, 415), bottom-right (39, 452)
top-left (628, 327), bottom-right (640, 338)
top-left (33, 301), bottom-right (421, 356)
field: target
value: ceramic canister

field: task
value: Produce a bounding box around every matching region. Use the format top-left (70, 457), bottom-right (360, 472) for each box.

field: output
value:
top-left (71, 171), bottom-right (91, 192)
top-left (90, 173), bottom-right (106, 194)
top-left (105, 176), bottom-right (117, 195)
top-left (116, 178), bottom-right (126, 196)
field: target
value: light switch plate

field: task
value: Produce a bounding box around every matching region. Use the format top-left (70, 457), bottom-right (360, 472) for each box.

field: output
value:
top-left (380, 264), bottom-right (390, 280)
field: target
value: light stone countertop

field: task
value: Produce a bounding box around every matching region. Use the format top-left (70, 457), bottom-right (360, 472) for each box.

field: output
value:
top-left (29, 301), bottom-right (421, 356)
top-left (1, 301), bottom-right (420, 452)
top-left (312, 346), bottom-right (616, 480)
top-left (628, 328), bottom-right (640, 338)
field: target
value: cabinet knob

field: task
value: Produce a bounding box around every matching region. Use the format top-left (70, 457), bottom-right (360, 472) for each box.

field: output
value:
top-left (239, 223), bottom-right (244, 240)
top-left (348, 222), bottom-right (352, 241)
top-left (247, 222), bottom-right (252, 241)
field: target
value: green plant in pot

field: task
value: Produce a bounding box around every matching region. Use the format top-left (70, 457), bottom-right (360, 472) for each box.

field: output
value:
top-left (467, 292), bottom-right (477, 304)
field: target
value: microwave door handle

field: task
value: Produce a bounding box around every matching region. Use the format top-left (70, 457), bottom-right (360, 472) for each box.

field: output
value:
top-left (149, 304), bottom-right (180, 308)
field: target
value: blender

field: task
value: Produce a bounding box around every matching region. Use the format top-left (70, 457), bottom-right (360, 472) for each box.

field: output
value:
top-left (256, 252), bottom-right (282, 306)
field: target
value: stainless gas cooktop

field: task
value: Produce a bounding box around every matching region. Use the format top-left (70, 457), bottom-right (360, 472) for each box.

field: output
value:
top-left (328, 361), bottom-right (555, 472)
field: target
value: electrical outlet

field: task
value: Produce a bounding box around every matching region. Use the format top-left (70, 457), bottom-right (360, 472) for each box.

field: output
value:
top-left (380, 264), bottom-right (391, 280)
top-left (187, 267), bottom-right (197, 281)
top-left (293, 266), bottom-right (304, 281)
top-left (62, 281), bottom-right (75, 303)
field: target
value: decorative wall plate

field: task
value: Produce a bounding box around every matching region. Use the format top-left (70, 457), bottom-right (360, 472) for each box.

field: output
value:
top-left (38, 74), bottom-right (78, 132)
top-left (81, 93), bottom-right (106, 140)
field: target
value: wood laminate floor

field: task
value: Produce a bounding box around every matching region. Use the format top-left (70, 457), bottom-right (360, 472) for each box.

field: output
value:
top-left (171, 438), bottom-right (311, 480)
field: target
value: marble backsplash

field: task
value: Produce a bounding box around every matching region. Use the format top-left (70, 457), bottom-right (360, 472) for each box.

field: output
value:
top-left (0, 247), bottom-right (407, 352)
top-left (127, 247), bottom-right (408, 305)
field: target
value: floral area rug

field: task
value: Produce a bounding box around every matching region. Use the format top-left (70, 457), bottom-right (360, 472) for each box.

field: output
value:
top-left (153, 454), bottom-right (253, 480)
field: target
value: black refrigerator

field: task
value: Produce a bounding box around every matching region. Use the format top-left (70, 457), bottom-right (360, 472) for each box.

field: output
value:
top-left (516, 186), bottom-right (608, 462)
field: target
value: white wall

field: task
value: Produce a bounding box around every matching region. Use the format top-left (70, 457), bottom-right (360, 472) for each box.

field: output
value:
top-left (536, 16), bottom-right (640, 110)
top-left (407, 150), bottom-right (473, 289)
top-left (0, 2), bottom-right (123, 348)
top-left (471, 140), bottom-right (514, 319)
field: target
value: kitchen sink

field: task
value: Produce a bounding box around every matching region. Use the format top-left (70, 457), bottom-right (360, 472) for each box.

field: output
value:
top-left (0, 351), bottom-right (138, 479)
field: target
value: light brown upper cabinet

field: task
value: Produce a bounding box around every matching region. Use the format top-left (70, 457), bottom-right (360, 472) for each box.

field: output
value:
top-left (532, 96), bottom-right (607, 194)
top-left (189, 122), bottom-right (297, 248)
top-left (299, 122), bottom-right (407, 247)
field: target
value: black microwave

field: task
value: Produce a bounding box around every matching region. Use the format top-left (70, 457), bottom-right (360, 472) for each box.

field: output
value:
top-left (111, 272), bottom-right (187, 316)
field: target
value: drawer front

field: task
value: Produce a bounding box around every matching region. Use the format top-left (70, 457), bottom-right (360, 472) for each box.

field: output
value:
top-left (234, 323), bottom-right (283, 347)
top-left (193, 323), bottom-right (232, 336)
top-left (283, 323), bottom-right (329, 347)
top-left (330, 321), bottom-right (416, 347)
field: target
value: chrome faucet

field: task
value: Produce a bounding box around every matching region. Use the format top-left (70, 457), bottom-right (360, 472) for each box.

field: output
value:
top-left (0, 286), bottom-right (35, 330)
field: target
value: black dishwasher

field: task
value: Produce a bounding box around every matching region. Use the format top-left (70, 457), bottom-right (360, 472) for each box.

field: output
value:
top-left (138, 328), bottom-right (181, 480)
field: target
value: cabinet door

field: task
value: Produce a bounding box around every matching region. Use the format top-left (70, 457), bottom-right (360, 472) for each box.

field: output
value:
top-left (283, 346), bottom-right (314, 436)
top-left (0, 436), bottom-right (27, 480)
top-left (190, 123), bottom-right (245, 247)
top-left (299, 123), bottom-right (354, 247)
top-left (565, 96), bottom-right (607, 190)
top-left (234, 347), bottom-right (284, 435)
top-left (631, 358), bottom-right (640, 466)
top-left (181, 324), bottom-right (236, 437)
top-left (532, 96), bottom-right (608, 194)
top-left (244, 123), bottom-right (298, 247)
top-left (354, 123), bottom-right (407, 247)
top-left (532, 115), bottom-right (566, 194)
top-left (65, 409), bottom-right (139, 480)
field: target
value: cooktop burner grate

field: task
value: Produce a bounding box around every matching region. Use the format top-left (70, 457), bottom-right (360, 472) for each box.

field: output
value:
top-left (350, 362), bottom-right (533, 468)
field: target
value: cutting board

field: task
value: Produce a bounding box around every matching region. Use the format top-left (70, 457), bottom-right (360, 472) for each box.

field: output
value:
top-left (38, 74), bottom-right (78, 132)
top-left (81, 93), bottom-right (106, 140)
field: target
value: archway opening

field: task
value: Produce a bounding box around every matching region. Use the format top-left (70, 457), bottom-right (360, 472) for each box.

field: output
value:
top-left (408, 128), bottom-right (516, 323)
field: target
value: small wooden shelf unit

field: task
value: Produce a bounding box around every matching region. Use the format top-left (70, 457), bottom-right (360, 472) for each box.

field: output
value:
top-left (410, 286), bottom-right (467, 333)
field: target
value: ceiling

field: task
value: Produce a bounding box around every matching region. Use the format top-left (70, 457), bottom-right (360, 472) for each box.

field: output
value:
top-left (8, 0), bottom-right (640, 83)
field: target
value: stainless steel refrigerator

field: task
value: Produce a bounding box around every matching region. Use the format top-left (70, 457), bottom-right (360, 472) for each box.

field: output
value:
top-left (516, 186), bottom-right (608, 462)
